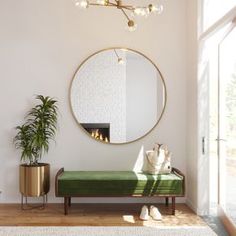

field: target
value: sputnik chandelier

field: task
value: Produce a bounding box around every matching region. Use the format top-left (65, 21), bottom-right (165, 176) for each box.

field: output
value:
top-left (74, 0), bottom-right (163, 31)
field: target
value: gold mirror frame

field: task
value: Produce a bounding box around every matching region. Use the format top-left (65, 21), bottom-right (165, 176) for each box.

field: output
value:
top-left (69, 47), bottom-right (167, 145)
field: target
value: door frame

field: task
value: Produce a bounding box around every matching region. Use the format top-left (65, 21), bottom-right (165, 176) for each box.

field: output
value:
top-left (217, 19), bottom-right (236, 235)
top-left (218, 206), bottom-right (236, 235)
top-left (198, 7), bottom-right (236, 234)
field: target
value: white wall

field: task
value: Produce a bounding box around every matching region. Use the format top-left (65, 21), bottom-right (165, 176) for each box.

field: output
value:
top-left (186, 0), bottom-right (199, 214)
top-left (0, 0), bottom-right (187, 203)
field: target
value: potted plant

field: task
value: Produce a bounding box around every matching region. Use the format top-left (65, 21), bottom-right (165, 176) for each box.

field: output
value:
top-left (14, 95), bottom-right (58, 204)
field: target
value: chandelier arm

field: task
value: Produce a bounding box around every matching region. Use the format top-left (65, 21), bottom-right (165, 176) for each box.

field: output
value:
top-left (113, 49), bottom-right (119, 59)
top-left (88, 2), bottom-right (134, 11)
top-left (89, 3), bottom-right (117, 7)
top-left (113, 0), bottom-right (133, 9)
top-left (106, 1), bottom-right (117, 6)
top-left (120, 8), bottom-right (130, 21)
top-left (120, 6), bottom-right (135, 11)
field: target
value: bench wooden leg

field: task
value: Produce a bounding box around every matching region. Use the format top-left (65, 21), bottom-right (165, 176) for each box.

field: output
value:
top-left (171, 197), bottom-right (175, 215)
top-left (68, 197), bottom-right (71, 207)
top-left (165, 197), bottom-right (169, 206)
top-left (64, 197), bottom-right (69, 215)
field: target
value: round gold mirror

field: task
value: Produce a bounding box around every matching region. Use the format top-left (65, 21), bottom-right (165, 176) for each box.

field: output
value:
top-left (70, 48), bottom-right (167, 144)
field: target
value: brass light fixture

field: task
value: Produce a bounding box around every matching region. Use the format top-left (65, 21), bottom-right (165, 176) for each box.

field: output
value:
top-left (74, 0), bottom-right (163, 31)
top-left (114, 49), bottom-right (125, 65)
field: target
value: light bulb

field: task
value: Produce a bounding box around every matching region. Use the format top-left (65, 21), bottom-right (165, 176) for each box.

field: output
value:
top-left (75, 0), bottom-right (89, 9)
top-left (133, 7), bottom-right (149, 17)
top-left (96, 0), bottom-right (108, 5)
top-left (148, 4), bottom-right (163, 14)
top-left (118, 58), bottom-right (125, 65)
top-left (127, 20), bottom-right (137, 32)
top-left (133, 7), bottom-right (142, 16)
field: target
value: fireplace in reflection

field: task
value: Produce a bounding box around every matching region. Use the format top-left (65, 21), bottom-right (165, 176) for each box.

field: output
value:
top-left (81, 123), bottom-right (110, 142)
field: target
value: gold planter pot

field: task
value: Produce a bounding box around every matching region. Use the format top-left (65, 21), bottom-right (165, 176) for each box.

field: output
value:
top-left (20, 163), bottom-right (50, 209)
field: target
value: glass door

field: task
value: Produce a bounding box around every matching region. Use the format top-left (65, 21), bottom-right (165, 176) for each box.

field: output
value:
top-left (218, 24), bottom-right (236, 229)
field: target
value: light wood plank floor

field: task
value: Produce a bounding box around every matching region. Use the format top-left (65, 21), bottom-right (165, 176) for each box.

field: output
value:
top-left (0, 204), bottom-right (205, 227)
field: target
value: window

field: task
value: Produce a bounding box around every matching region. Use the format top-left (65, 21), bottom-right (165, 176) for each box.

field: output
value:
top-left (202, 0), bottom-right (236, 31)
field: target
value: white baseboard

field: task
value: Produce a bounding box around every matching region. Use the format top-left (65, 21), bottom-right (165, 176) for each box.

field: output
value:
top-left (197, 208), bottom-right (209, 216)
top-left (186, 199), bottom-right (197, 213)
top-left (186, 199), bottom-right (209, 216)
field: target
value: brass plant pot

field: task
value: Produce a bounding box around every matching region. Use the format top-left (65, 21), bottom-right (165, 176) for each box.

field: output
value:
top-left (20, 163), bottom-right (50, 197)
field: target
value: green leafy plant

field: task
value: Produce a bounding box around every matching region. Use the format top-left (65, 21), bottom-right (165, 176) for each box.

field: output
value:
top-left (14, 95), bottom-right (58, 165)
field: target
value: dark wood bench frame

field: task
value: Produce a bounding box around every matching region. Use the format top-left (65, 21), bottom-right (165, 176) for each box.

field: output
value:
top-left (55, 167), bottom-right (185, 216)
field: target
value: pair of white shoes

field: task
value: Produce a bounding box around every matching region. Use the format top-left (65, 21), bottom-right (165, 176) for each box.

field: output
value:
top-left (140, 205), bottom-right (162, 221)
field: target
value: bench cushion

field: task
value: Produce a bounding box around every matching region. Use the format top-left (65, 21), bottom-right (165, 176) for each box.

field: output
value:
top-left (58, 171), bottom-right (184, 196)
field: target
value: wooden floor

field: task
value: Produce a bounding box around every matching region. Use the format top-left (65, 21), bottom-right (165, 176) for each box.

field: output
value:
top-left (0, 203), bottom-right (205, 227)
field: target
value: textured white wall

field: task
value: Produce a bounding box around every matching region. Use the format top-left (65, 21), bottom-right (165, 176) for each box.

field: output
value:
top-left (0, 0), bottom-right (187, 203)
top-left (71, 50), bottom-right (127, 143)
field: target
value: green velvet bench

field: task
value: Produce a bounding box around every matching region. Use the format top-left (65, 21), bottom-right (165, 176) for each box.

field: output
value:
top-left (55, 168), bottom-right (185, 215)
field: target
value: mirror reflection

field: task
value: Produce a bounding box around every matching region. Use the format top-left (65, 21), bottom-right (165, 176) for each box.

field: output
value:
top-left (70, 48), bottom-right (166, 144)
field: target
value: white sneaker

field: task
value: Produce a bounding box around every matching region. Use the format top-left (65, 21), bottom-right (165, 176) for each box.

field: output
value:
top-left (139, 205), bottom-right (149, 221)
top-left (150, 205), bottom-right (162, 221)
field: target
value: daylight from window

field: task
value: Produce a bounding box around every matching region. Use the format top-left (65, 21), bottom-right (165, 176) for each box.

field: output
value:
top-left (202, 0), bottom-right (236, 31)
top-left (220, 27), bottom-right (236, 224)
